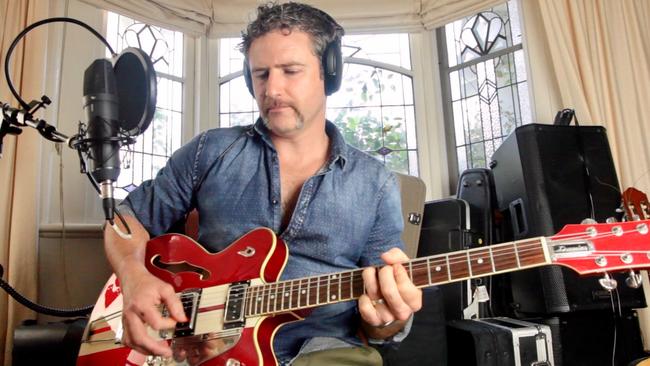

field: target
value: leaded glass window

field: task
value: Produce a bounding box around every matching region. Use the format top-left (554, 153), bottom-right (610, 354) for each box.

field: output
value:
top-left (439, 0), bottom-right (531, 179)
top-left (106, 12), bottom-right (185, 199)
top-left (218, 34), bottom-right (418, 176)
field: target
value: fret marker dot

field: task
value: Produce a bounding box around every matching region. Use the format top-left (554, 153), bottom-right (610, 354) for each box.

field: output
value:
top-left (301, 290), bottom-right (307, 294)
top-left (270, 295), bottom-right (275, 299)
top-left (477, 258), bottom-right (484, 264)
top-left (331, 275), bottom-right (338, 279)
top-left (435, 266), bottom-right (441, 272)
top-left (331, 295), bottom-right (337, 300)
top-left (257, 297), bottom-right (262, 302)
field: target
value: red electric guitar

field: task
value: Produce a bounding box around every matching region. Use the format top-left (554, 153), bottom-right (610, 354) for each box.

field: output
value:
top-left (77, 220), bottom-right (650, 366)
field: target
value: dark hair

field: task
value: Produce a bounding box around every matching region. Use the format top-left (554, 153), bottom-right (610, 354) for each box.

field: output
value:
top-left (239, 2), bottom-right (344, 60)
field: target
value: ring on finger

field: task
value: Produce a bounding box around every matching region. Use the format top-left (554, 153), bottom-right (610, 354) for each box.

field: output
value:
top-left (371, 298), bottom-right (385, 306)
top-left (373, 319), bottom-right (395, 328)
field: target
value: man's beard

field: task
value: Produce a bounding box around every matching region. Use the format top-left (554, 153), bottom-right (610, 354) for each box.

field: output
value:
top-left (261, 104), bottom-right (305, 133)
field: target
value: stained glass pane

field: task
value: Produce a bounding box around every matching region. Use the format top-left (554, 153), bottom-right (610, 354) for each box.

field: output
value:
top-left (442, 0), bottom-right (530, 174)
top-left (106, 12), bottom-right (185, 199)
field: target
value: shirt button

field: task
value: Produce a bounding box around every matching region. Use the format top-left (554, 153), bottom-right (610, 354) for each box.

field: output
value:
top-left (272, 199), bottom-right (279, 205)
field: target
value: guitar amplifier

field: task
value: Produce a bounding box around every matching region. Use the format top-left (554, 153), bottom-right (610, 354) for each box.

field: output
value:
top-left (448, 317), bottom-right (554, 366)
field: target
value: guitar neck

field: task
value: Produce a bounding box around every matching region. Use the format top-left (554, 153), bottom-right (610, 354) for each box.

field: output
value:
top-left (245, 237), bottom-right (550, 317)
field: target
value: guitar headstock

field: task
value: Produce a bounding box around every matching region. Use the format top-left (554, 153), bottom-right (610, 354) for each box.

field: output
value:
top-left (622, 187), bottom-right (650, 221)
top-left (549, 219), bottom-right (650, 275)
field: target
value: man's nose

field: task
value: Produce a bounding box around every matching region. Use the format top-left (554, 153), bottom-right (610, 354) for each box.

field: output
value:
top-left (264, 70), bottom-right (284, 97)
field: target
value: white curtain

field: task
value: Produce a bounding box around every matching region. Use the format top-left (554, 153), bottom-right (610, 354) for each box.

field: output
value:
top-left (80, 0), bottom-right (505, 37)
top-left (0, 0), bottom-right (49, 364)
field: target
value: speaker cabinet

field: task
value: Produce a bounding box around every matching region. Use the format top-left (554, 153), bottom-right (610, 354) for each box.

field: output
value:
top-left (490, 124), bottom-right (645, 314)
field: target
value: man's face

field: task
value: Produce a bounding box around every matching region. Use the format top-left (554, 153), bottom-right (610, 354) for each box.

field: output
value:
top-left (247, 29), bottom-right (327, 138)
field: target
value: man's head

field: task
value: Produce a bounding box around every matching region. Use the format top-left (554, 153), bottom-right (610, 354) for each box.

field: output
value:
top-left (240, 2), bottom-right (344, 96)
top-left (241, 2), bottom-right (345, 137)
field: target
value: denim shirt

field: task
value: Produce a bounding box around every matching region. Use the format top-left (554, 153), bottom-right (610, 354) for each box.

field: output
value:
top-left (121, 119), bottom-right (405, 363)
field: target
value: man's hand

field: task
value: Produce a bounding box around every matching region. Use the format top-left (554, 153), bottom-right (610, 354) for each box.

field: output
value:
top-left (119, 267), bottom-right (188, 357)
top-left (358, 248), bottom-right (422, 339)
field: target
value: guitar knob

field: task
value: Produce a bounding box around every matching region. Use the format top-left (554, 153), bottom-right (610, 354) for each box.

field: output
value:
top-left (581, 218), bottom-right (598, 225)
top-left (598, 273), bottom-right (618, 291)
top-left (606, 217), bottom-right (619, 224)
top-left (626, 270), bottom-right (643, 289)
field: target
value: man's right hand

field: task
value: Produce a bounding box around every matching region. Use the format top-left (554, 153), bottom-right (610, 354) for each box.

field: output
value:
top-left (120, 269), bottom-right (188, 357)
top-left (104, 214), bottom-right (188, 358)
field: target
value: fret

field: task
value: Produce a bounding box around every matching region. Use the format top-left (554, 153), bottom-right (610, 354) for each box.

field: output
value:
top-left (273, 282), bottom-right (280, 313)
top-left (299, 278), bottom-right (309, 308)
top-left (449, 253), bottom-right (470, 280)
top-left (426, 257), bottom-right (432, 285)
top-left (493, 242), bottom-right (518, 272)
top-left (318, 275), bottom-right (328, 304)
top-left (245, 286), bottom-right (253, 316)
top-left (408, 262), bottom-right (413, 282)
top-left (338, 273), bottom-right (342, 301)
top-left (340, 271), bottom-right (352, 300)
top-left (315, 276), bottom-right (321, 305)
top-left (254, 285), bottom-right (262, 315)
top-left (469, 248), bottom-right (493, 276)
top-left (518, 239), bottom-right (546, 266)
top-left (329, 274), bottom-right (340, 303)
top-left (489, 246), bottom-right (496, 273)
top-left (430, 257), bottom-right (448, 284)
top-left (266, 283), bottom-right (273, 314)
top-left (327, 275), bottom-right (331, 303)
top-left (289, 280), bottom-right (296, 309)
top-left (351, 270), bottom-right (364, 298)
top-left (466, 252), bottom-right (473, 277)
top-left (282, 281), bottom-right (290, 311)
top-left (307, 277), bottom-right (313, 306)
top-left (445, 255), bottom-right (451, 281)
top-left (514, 241), bottom-right (521, 268)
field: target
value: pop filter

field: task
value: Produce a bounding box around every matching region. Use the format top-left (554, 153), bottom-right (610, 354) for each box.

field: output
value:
top-left (113, 47), bottom-right (157, 136)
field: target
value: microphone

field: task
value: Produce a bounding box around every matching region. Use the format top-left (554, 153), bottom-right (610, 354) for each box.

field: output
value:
top-left (75, 47), bottom-right (157, 224)
top-left (82, 59), bottom-right (121, 222)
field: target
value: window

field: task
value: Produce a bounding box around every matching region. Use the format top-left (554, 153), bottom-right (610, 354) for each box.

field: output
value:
top-left (105, 12), bottom-right (185, 198)
top-left (218, 34), bottom-right (419, 175)
top-left (438, 0), bottom-right (531, 180)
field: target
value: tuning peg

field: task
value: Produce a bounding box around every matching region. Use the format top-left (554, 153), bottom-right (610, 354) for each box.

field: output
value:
top-left (626, 270), bottom-right (643, 289)
top-left (598, 273), bottom-right (618, 291)
top-left (581, 218), bottom-right (598, 225)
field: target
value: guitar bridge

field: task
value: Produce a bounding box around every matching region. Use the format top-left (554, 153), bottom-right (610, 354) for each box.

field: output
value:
top-left (224, 282), bottom-right (249, 329)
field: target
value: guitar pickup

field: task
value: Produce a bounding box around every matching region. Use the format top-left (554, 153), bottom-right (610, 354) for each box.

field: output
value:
top-left (160, 289), bottom-right (201, 338)
top-left (224, 282), bottom-right (248, 329)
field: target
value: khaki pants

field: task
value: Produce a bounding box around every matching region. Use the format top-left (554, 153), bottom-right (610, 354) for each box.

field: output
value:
top-left (292, 346), bottom-right (383, 366)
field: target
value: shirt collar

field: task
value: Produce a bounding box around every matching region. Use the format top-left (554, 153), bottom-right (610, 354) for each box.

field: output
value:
top-left (252, 118), bottom-right (348, 170)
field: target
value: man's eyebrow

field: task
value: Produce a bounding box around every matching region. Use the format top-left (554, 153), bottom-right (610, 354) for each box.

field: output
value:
top-left (251, 62), bottom-right (306, 73)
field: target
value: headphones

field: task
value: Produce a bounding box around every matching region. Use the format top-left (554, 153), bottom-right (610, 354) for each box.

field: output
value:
top-left (243, 38), bottom-right (343, 97)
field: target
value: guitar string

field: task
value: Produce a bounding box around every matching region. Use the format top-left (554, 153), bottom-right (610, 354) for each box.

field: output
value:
top-left (96, 226), bottom-right (646, 321)
top-left (88, 225), bottom-right (649, 329)
top-left (89, 240), bottom-right (548, 326)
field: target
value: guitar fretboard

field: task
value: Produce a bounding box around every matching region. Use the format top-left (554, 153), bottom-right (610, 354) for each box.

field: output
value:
top-left (244, 237), bottom-right (549, 317)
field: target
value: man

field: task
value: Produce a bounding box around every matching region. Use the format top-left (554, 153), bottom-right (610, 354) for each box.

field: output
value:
top-left (107, 2), bottom-right (422, 364)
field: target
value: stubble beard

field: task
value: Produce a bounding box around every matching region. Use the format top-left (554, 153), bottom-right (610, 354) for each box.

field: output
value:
top-left (262, 107), bottom-right (305, 135)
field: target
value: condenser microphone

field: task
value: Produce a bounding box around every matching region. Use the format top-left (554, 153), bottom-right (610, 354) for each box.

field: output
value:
top-left (83, 59), bottom-right (121, 222)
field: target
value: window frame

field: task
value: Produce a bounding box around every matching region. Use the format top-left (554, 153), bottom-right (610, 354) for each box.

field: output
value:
top-left (436, 2), bottom-right (528, 193)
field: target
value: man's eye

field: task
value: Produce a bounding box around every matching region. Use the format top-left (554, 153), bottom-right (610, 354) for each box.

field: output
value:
top-left (285, 69), bottom-right (300, 74)
top-left (254, 71), bottom-right (268, 79)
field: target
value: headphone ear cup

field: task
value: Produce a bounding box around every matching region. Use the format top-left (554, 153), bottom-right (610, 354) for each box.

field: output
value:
top-left (322, 40), bottom-right (342, 95)
top-left (243, 60), bottom-right (254, 97)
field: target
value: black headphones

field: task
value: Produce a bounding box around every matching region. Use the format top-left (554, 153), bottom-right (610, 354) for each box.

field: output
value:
top-left (243, 38), bottom-right (343, 97)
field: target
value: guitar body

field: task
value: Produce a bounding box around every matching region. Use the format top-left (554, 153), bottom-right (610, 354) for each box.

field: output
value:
top-left (77, 228), bottom-right (296, 366)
